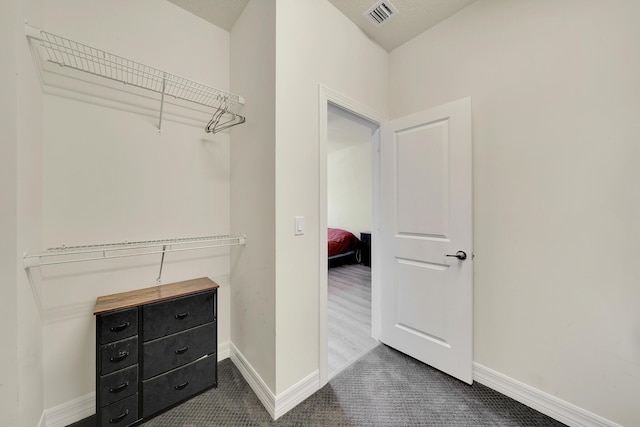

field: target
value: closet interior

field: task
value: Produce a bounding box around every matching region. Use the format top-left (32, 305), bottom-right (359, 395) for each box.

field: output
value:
top-left (24, 23), bottom-right (246, 426)
top-left (24, 24), bottom-right (247, 273)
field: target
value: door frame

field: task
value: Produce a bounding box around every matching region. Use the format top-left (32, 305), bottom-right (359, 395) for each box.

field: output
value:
top-left (318, 85), bottom-right (386, 387)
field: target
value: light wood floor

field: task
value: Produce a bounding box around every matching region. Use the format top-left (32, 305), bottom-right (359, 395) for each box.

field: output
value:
top-left (328, 263), bottom-right (377, 378)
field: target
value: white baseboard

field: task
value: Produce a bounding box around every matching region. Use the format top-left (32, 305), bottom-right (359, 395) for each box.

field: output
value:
top-left (41, 350), bottom-right (617, 427)
top-left (473, 363), bottom-right (621, 427)
top-left (229, 342), bottom-right (320, 420)
top-left (218, 340), bottom-right (230, 360)
top-left (230, 342), bottom-right (276, 417)
top-left (41, 392), bottom-right (94, 427)
top-left (39, 341), bottom-right (231, 427)
top-left (274, 369), bottom-right (320, 419)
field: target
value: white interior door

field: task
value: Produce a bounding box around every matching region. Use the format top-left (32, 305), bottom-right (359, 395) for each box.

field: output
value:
top-left (379, 97), bottom-right (473, 384)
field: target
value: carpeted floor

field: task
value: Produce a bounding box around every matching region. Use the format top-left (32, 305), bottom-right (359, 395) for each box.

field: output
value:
top-left (72, 344), bottom-right (565, 426)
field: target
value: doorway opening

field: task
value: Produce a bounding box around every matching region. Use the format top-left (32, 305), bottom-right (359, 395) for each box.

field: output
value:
top-left (326, 104), bottom-right (378, 379)
top-left (318, 86), bottom-right (386, 387)
top-left (319, 89), bottom-right (473, 388)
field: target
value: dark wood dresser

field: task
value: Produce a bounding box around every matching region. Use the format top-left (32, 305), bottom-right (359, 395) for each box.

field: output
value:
top-left (94, 277), bottom-right (218, 426)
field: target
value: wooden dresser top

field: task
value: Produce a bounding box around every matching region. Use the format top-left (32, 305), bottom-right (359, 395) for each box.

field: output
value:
top-left (94, 277), bottom-right (219, 315)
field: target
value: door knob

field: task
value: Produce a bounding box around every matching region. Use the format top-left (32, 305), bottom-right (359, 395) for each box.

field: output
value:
top-left (446, 251), bottom-right (467, 260)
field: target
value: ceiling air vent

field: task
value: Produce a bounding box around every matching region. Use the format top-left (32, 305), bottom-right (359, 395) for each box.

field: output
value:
top-left (364, 0), bottom-right (399, 27)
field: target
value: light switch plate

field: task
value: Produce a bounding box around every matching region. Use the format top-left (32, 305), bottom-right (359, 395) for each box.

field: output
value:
top-left (294, 216), bottom-right (304, 236)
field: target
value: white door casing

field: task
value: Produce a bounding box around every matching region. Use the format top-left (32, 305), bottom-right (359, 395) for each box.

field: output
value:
top-left (318, 85), bottom-right (386, 387)
top-left (379, 97), bottom-right (473, 384)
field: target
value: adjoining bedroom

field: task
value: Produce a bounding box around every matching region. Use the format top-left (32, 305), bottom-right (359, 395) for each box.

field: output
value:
top-left (326, 104), bottom-right (378, 378)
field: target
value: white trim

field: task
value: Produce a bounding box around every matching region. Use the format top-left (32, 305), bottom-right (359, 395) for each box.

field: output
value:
top-left (370, 128), bottom-right (382, 340)
top-left (230, 342), bottom-right (276, 418)
top-left (218, 339), bottom-right (231, 360)
top-left (41, 392), bottom-right (94, 427)
top-left (474, 363), bottom-right (622, 427)
top-left (230, 342), bottom-right (320, 420)
top-left (37, 356), bottom-right (619, 427)
top-left (317, 84), bottom-right (386, 388)
top-left (318, 86), bottom-right (329, 388)
top-left (274, 369), bottom-right (320, 419)
top-left (39, 342), bottom-right (229, 426)
top-left (320, 86), bottom-right (387, 124)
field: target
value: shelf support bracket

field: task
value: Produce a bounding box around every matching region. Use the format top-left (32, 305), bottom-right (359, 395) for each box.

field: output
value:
top-left (158, 73), bottom-right (167, 134)
top-left (157, 244), bottom-right (167, 284)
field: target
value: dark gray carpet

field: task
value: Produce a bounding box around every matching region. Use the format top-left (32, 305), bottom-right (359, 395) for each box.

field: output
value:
top-left (72, 345), bottom-right (565, 426)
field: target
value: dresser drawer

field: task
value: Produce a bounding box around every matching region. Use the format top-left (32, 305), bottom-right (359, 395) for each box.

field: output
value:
top-left (95, 278), bottom-right (219, 426)
top-left (142, 322), bottom-right (216, 380)
top-left (100, 336), bottom-right (138, 375)
top-left (99, 365), bottom-right (138, 407)
top-left (100, 393), bottom-right (138, 426)
top-left (142, 355), bottom-right (216, 418)
top-left (142, 291), bottom-right (214, 341)
top-left (97, 308), bottom-right (138, 344)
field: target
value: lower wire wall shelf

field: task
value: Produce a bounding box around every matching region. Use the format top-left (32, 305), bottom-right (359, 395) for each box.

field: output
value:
top-left (24, 235), bottom-right (246, 282)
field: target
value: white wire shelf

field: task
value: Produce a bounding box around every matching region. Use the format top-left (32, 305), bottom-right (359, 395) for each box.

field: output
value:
top-left (24, 234), bottom-right (246, 269)
top-left (25, 24), bottom-right (245, 133)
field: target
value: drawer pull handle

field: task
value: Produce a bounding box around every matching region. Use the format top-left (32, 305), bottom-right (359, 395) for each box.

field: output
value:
top-left (175, 345), bottom-right (190, 355)
top-left (109, 409), bottom-right (129, 424)
top-left (174, 381), bottom-right (190, 390)
top-left (110, 351), bottom-right (129, 363)
top-left (175, 311), bottom-right (190, 320)
top-left (109, 322), bottom-right (129, 332)
top-left (109, 381), bottom-right (129, 394)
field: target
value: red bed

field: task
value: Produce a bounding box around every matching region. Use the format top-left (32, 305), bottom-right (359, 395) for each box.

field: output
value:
top-left (328, 228), bottom-right (360, 266)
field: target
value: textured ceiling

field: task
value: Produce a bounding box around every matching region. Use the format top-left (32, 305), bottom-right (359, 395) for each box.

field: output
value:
top-left (167, 0), bottom-right (477, 52)
top-left (167, 0), bottom-right (250, 31)
top-left (327, 0), bottom-right (478, 51)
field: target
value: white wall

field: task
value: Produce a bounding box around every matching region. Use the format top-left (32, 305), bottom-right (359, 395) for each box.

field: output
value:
top-left (389, 1), bottom-right (640, 425)
top-left (274, 0), bottom-right (387, 394)
top-left (327, 110), bottom-right (373, 235)
top-left (38, 0), bottom-right (233, 412)
top-left (229, 0), bottom-right (386, 400)
top-left (230, 0), bottom-right (277, 391)
top-left (0, 2), bottom-right (47, 426)
top-left (17, 0), bottom-right (46, 424)
top-left (0, 0), bottom-right (20, 424)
